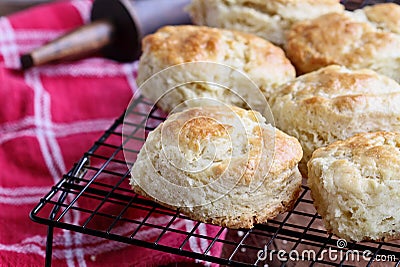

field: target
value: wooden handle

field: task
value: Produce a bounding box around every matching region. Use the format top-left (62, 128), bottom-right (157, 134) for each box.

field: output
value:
top-left (21, 19), bottom-right (114, 69)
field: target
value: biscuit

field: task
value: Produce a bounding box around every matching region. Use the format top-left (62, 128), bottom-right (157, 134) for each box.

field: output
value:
top-left (353, 3), bottom-right (400, 34)
top-left (286, 11), bottom-right (400, 82)
top-left (187, 0), bottom-right (344, 46)
top-left (137, 25), bottom-right (295, 113)
top-left (308, 132), bottom-right (400, 241)
top-left (269, 65), bottom-right (400, 176)
top-left (130, 105), bottom-right (303, 229)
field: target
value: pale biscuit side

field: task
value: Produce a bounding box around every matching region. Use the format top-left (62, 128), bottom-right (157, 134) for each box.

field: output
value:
top-left (308, 132), bottom-right (400, 241)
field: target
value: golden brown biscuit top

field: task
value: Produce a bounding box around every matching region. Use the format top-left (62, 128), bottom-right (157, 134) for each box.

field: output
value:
top-left (141, 25), bottom-right (293, 71)
top-left (272, 65), bottom-right (400, 111)
top-left (142, 26), bottom-right (221, 64)
top-left (158, 106), bottom-right (302, 185)
top-left (311, 132), bottom-right (400, 181)
top-left (287, 12), bottom-right (373, 62)
top-left (364, 3), bottom-right (400, 34)
top-left (286, 12), bottom-right (400, 73)
top-left (178, 116), bottom-right (231, 152)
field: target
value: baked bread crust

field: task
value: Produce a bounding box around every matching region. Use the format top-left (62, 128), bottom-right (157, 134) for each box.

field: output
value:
top-left (130, 105), bottom-right (303, 229)
top-left (269, 65), bottom-right (400, 176)
top-left (362, 3), bottom-right (400, 34)
top-left (308, 132), bottom-right (400, 241)
top-left (137, 25), bottom-right (295, 113)
top-left (286, 11), bottom-right (400, 81)
top-left (187, 0), bottom-right (343, 45)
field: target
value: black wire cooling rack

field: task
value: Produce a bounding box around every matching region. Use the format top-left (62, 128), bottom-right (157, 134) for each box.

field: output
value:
top-left (30, 95), bottom-right (400, 267)
top-left (30, 1), bottom-right (400, 266)
top-left (342, 0), bottom-right (400, 10)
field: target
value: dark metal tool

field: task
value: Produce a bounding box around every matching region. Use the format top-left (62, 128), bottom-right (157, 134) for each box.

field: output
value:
top-left (20, 0), bottom-right (191, 69)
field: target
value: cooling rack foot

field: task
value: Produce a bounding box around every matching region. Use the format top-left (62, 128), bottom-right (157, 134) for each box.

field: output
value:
top-left (45, 226), bottom-right (54, 267)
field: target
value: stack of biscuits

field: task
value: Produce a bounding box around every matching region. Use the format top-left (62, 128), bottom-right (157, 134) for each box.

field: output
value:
top-left (129, 0), bottom-right (400, 241)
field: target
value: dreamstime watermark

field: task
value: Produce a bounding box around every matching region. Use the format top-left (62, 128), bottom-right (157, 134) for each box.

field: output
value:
top-left (257, 239), bottom-right (397, 263)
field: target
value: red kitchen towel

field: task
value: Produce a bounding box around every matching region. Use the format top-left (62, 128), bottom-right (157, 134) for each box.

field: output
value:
top-left (0, 1), bottom-right (226, 266)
